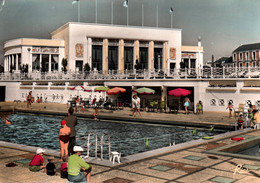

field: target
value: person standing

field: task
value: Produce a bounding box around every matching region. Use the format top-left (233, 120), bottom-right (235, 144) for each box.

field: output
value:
top-left (59, 120), bottom-right (71, 161)
top-left (183, 97), bottom-right (190, 115)
top-left (68, 146), bottom-right (92, 183)
top-left (130, 95), bottom-right (141, 117)
top-left (26, 91), bottom-right (32, 108)
top-left (63, 107), bottom-right (77, 156)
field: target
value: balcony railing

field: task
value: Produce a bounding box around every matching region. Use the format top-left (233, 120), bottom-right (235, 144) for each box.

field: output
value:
top-left (1, 67), bottom-right (260, 81)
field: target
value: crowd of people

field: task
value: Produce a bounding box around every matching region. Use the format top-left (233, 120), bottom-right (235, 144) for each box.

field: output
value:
top-left (28, 107), bottom-right (92, 182)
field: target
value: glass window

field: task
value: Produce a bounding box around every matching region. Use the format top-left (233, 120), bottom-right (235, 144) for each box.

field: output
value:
top-left (108, 46), bottom-right (118, 70)
top-left (92, 45), bottom-right (102, 71)
top-left (124, 47), bottom-right (133, 70)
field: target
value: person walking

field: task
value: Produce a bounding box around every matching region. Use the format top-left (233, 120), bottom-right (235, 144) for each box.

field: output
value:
top-left (68, 146), bottom-right (92, 183)
top-left (130, 95), bottom-right (141, 117)
top-left (226, 101), bottom-right (233, 118)
top-left (59, 120), bottom-right (71, 161)
top-left (63, 107), bottom-right (77, 156)
top-left (183, 97), bottom-right (190, 115)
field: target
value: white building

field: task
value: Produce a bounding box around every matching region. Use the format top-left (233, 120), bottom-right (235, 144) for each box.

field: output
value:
top-left (4, 22), bottom-right (203, 73)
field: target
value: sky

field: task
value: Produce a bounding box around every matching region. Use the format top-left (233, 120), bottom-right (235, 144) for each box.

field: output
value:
top-left (0, 0), bottom-right (260, 66)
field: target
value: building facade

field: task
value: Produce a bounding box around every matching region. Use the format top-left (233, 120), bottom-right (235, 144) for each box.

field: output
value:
top-left (4, 23), bottom-right (203, 74)
top-left (232, 43), bottom-right (260, 68)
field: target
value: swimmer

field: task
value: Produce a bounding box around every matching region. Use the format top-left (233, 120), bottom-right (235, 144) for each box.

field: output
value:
top-left (5, 119), bottom-right (12, 125)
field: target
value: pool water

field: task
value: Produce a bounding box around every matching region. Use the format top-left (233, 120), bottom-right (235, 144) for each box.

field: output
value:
top-left (0, 113), bottom-right (226, 157)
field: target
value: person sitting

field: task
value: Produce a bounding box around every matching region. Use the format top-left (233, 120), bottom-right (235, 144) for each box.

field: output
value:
top-left (68, 146), bottom-right (92, 183)
top-left (46, 157), bottom-right (56, 176)
top-left (39, 97), bottom-right (43, 103)
top-left (36, 97), bottom-right (40, 103)
top-left (237, 113), bottom-right (244, 130)
top-left (29, 148), bottom-right (46, 172)
top-left (60, 156), bottom-right (68, 179)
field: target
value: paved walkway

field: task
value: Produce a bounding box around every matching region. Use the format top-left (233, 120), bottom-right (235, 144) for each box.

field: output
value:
top-left (0, 102), bottom-right (260, 183)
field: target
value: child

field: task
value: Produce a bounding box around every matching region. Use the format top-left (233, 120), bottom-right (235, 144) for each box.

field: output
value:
top-left (46, 156), bottom-right (56, 176)
top-left (237, 113), bottom-right (244, 130)
top-left (196, 100), bottom-right (203, 114)
top-left (29, 148), bottom-right (46, 172)
top-left (60, 156), bottom-right (68, 179)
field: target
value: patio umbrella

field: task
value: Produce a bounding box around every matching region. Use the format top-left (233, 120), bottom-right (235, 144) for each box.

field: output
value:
top-left (133, 87), bottom-right (155, 95)
top-left (107, 87), bottom-right (126, 95)
top-left (168, 88), bottom-right (191, 97)
top-left (94, 86), bottom-right (109, 92)
top-left (70, 85), bottom-right (91, 96)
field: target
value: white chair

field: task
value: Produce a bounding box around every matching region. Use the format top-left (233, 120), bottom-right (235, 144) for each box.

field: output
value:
top-left (254, 123), bottom-right (260, 129)
top-left (109, 151), bottom-right (121, 164)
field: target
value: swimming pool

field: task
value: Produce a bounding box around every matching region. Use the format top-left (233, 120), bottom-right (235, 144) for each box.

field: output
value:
top-left (0, 113), bottom-right (226, 158)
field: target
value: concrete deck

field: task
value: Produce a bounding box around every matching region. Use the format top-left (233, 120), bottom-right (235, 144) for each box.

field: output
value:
top-left (0, 101), bottom-right (260, 183)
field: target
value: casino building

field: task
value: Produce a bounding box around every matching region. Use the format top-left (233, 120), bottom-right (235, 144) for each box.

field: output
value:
top-left (3, 22), bottom-right (203, 74)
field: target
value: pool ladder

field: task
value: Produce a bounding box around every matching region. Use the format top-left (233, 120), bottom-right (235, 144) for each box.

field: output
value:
top-left (86, 132), bottom-right (111, 160)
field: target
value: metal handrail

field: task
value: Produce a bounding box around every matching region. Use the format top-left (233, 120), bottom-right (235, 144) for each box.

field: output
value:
top-left (100, 133), bottom-right (111, 160)
top-left (86, 132), bottom-right (98, 159)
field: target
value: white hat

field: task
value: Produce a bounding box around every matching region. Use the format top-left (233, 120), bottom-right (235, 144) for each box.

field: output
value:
top-left (73, 146), bottom-right (84, 152)
top-left (239, 112), bottom-right (243, 115)
top-left (36, 148), bottom-right (45, 154)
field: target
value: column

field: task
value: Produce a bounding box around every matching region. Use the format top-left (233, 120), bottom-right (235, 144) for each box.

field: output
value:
top-left (87, 38), bottom-right (92, 68)
top-left (149, 41), bottom-right (154, 71)
top-left (134, 40), bottom-right (139, 67)
top-left (119, 39), bottom-right (124, 73)
top-left (103, 39), bottom-right (108, 74)
top-left (161, 86), bottom-right (167, 102)
top-left (16, 54), bottom-right (19, 71)
top-left (7, 56), bottom-right (10, 72)
top-left (49, 54), bottom-right (51, 72)
top-left (40, 54), bottom-right (42, 72)
top-left (11, 55), bottom-right (14, 71)
top-left (4, 57), bottom-right (6, 72)
top-left (163, 42), bottom-right (168, 70)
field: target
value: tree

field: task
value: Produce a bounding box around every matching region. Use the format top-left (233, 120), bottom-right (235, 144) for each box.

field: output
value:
top-left (62, 58), bottom-right (68, 72)
top-left (21, 64), bottom-right (28, 73)
top-left (84, 63), bottom-right (90, 72)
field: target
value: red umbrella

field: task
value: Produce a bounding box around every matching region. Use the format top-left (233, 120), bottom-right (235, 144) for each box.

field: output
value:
top-left (107, 87), bottom-right (126, 95)
top-left (168, 88), bottom-right (191, 97)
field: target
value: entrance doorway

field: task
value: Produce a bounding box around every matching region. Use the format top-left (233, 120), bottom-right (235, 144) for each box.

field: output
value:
top-left (0, 86), bottom-right (6, 101)
top-left (76, 60), bottom-right (83, 72)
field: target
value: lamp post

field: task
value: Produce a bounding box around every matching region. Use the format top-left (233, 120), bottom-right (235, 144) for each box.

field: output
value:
top-left (72, 0), bottom-right (80, 22)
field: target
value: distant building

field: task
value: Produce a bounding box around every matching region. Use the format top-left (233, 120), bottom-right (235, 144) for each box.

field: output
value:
top-left (232, 42), bottom-right (260, 67)
top-left (213, 57), bottom-right (232, 67)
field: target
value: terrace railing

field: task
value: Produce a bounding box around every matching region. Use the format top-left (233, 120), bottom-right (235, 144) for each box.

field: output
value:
top-left (1, 67), bottom-right (260, 81)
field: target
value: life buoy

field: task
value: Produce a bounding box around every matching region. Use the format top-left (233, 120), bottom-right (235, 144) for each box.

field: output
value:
top-left (231, 137), bottom-right (244, 141)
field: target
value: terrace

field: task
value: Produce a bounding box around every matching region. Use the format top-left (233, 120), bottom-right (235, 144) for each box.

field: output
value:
top-left (1, 67), bottom-right (260, 81)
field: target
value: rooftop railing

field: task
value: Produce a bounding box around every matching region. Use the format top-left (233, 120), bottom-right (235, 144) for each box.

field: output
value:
top-left (1, 67), bottom-right (260, 81)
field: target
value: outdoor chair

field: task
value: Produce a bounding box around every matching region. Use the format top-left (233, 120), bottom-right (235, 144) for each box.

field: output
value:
top-left (158, 101), bottom-right (167, 113)
top-left (234, 103), bottom-right (244, 117)
top-left (147, 101), bottom-right (158, 112)
top-left (168, 100), bottom-right (179, 114)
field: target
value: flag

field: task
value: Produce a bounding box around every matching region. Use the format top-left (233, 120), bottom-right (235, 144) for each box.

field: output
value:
top-left (72, 0), bottom-right (79, 5)
top-left (169, 7), bottom-right (173, 14)
top-left (123, 0), bottom-right (128, 8)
